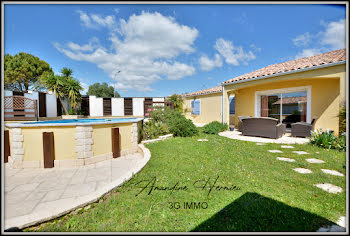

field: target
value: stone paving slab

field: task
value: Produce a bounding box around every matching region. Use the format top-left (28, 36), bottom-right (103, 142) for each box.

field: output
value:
top-left (314, 183), bottom-right (343, 194)
top-left (268, 150), bottom-right (283, 153)
top-left (280, 145), bottom-right (294, 149)
top-left (4, 144), bottom-right (151, 230)
top-left (293, 168), bottom-right (312, 174)
top-left (306, 158), bottom-right (325, 164)
top-left (277, 157), bottom-right (296, 162)
top-left (321, 169), bottom-right (344, 177)
top-left (219, 130), bottom-right (310, 144)
top-left (292, 151), bottom-right (310, 155)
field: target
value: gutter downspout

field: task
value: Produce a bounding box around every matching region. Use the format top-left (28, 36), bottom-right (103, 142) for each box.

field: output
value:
top-left (222, 84), bottom-right (225, 124)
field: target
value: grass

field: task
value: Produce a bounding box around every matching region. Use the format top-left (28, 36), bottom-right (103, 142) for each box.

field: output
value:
top-left (25, 131), bottom-right (346, 232)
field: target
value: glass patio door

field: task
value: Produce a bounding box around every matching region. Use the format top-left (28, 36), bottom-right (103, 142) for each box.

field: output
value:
top-left (260, 91), bottom-right (307, 128)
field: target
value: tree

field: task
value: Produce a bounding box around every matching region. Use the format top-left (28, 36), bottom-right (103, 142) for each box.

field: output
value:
top-left (4, 52), bottom-right (53, 92)
top-left (41, 67), bottom-right (83, 115)
top-left (167, 94), bottom-right (184, 113)
top-left (87, 82), bottom-right (120, 98)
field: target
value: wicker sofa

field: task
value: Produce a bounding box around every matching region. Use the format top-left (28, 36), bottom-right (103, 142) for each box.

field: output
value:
top-left (241, 117), bottom-right (286, 139)
top-left (237, 116), bottom-right (252, 132)
top-left (291, 117), bottom-right (318, 138)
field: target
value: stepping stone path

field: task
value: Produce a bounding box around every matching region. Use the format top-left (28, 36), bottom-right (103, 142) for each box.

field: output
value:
top-left (197, 139), bottom-right (208, 142)
top-left (292, 151), bottom-right (310, 155)
top-left (316, 152), bottom-right (320, 154)
top-left (293, 168), bottom-right (312, 174)
top-left (306, 158), bottom-right (325, 164)
top-left (321, 169), bottom-right (344, 177)
top-left (256, 143), bottom-right (265, 145)
top-left (281, 145), bottom-right (294, 149)
top-left (277, 157), bottom-right (295, 162)
top-left (268, 150), bottom-right (283, 153)
top-left (314, 183), bottom-right (343, 194)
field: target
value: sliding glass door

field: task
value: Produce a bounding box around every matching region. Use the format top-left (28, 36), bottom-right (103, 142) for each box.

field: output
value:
top-left (260, 91), bottom-right (307, 128)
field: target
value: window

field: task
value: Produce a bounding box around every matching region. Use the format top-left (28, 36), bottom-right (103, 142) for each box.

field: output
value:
top-left (229, 96), bottom-right (235, 115)
top-left (191, 99), bottom-right (200, 115)
top-left (256, 86), bottom-right (311, 128)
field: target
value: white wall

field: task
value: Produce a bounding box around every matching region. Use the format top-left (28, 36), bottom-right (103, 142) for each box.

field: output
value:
top-left (112, 98), bottom-right (124, 116)
top-left (153, 97), bottom-right (165, 107)
top-left (89, 95), bottom-right (103, 117)
top-left (133, 98), bottom-right (145, 116)
top-left (152, 97), bottom-right (165, 102)
top-left (46, 92), bottom-right (57, 117)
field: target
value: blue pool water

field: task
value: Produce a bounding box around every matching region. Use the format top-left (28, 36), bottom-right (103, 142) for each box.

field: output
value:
top-left (24, 118), bottom-right (137, 124)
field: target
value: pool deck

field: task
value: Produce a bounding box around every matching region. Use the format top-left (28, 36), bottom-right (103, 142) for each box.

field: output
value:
top-left (4, 144), bottom-right (151, 230)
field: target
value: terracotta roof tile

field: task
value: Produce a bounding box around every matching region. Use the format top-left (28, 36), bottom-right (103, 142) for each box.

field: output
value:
top-left (182, 85), bottom-right (222, 97)
top-left (223, 48), bottom-right (346, 84)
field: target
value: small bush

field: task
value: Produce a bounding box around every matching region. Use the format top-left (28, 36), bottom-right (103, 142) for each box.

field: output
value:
top-left (310, 129), bottom-right (346, 151)
top-left (168, 116), bottom-right (198, 137)
top-left (203, 121), bottom-right (228, 134)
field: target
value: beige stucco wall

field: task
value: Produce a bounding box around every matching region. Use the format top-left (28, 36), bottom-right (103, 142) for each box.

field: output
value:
top-left (183, 92), bottom-right (222, 124)
top-left (224, 64), bottom-right (345, 135)
top-left (21, 126), bottom-right (77, 161)
top-left (92, 123), bottom-right (134, 156)
top-left (17, 122), bottom-right (137, 162)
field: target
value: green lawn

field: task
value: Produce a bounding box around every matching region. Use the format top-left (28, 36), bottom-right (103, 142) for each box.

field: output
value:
top-left (26, 132), bottom-right (346, 232)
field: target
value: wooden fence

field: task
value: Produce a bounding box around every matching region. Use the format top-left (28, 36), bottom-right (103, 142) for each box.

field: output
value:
top-left (4, 96), bottom-right (38, 121)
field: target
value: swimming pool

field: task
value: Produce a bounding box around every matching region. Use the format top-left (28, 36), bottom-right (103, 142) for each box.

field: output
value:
top-left (6, 118), bottom-right (143, 127)
top-left (5, 118), bottom-right (144, 169)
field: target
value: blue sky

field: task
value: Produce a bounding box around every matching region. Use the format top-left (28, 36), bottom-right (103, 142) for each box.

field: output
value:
top-left (4, 4), bottom-right (346, 97)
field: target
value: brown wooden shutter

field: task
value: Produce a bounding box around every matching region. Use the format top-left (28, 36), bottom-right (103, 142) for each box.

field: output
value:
top-left (111, 128), bottom-right (120, 158)
top-left (43, 132), bottom-right (55, 168)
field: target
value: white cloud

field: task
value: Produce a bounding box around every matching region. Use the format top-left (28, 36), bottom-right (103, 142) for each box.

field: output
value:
top-left (214, 38), bottom-right (256, 66)
top-left (293, 32), bottom-right (312, 47)
top-left (295, 48), bottom-right (324, 59)
top-left (78, 78), bottom-right (89, 95)
top-left (114, 8), bottom-right (120, 14)
top-left (320, 19), bottom-right (345, 50)
top-left (199, 54), bottom-right (222, 71)
top-left (76, 10), bottom-right (116, 29)
top-left (55, 11), bottom-right (198, 92)
top-left (293, 19), bottom-right (345, 59)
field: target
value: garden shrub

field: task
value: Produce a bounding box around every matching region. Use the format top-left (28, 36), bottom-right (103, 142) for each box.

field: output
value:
top-left (202, 121), bottom-right (228, 134)
top-left (338, 106), bottom-right (346, 134)
top-left (167, 116), bottom-right (198, 137)
top-left (143, 106), bottom-right (198, 138)
top-left (310, 129), bottom-right (346, 151)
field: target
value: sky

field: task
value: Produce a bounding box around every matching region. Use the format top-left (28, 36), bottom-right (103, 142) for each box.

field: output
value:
top-left (4, 3), bottom-right (346, 97)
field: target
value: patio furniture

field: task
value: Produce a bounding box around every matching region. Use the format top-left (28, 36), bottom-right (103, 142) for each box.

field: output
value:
top-left (291, 117), bottom-right (318, 138)
top-left (241, 117), bottom-right (286, 139)
top-left (237, 116), bottom-right (251, 132)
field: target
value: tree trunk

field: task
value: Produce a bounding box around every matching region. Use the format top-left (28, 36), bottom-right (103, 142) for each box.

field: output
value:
top-left (58, 96), bottom-right (69, 115)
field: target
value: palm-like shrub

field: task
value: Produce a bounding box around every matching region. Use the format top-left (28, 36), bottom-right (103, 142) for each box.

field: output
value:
top-left (41, 67), bottom-right (82, 114)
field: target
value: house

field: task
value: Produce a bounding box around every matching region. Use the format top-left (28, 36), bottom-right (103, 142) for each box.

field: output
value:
top-left (183, 86), bottom-right (229, 126)
top-left (183, 48), bottom-right (346, 135)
